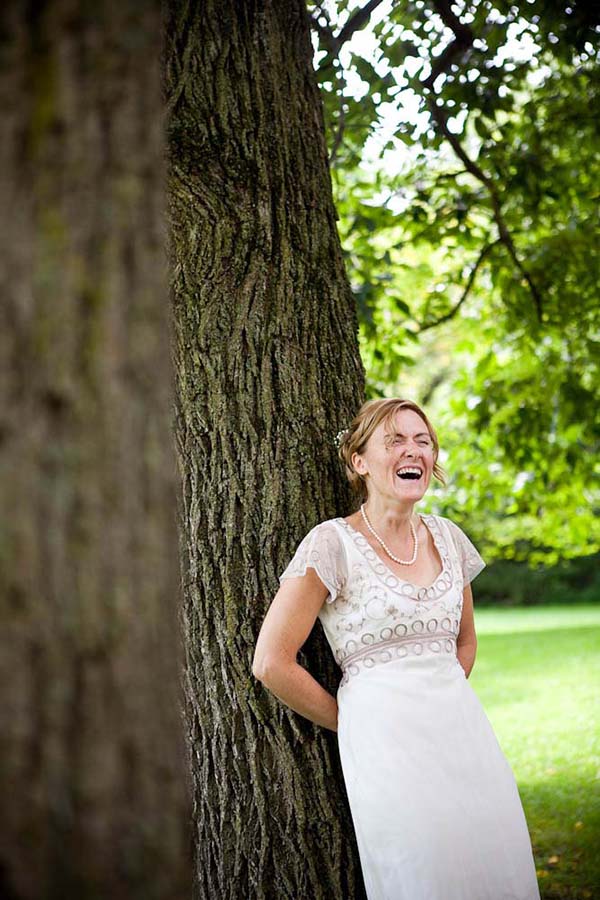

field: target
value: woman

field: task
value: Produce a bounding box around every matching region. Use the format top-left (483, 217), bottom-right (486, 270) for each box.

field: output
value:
top-left (252, 397), bottom-right (540, 900)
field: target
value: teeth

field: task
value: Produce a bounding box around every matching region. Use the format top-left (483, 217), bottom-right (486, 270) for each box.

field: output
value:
top-left (396, 467), bottom-right (422, 476)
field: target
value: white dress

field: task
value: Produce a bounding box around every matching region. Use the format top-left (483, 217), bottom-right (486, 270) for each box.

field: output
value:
top-left (279, 513), bottom-right (540, 900)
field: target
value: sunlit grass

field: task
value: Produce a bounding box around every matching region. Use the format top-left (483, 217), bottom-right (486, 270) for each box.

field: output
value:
top-left (470, 604), bottom-right (600, 900)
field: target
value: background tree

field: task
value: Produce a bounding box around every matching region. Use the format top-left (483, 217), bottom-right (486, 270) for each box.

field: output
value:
top-left (165, 1), bottom-right (368, 897)
top-left (0, 2), bottom-right (189, 898)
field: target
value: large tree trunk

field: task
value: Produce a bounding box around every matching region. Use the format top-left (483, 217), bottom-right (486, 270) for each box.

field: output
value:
top-left (166, 1), bottom-right (366, 897)
top-left (0, 2), bottom-right (190, 898)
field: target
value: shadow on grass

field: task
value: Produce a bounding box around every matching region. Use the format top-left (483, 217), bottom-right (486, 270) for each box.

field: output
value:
top-left (521, 776), bottom-right (600, 900)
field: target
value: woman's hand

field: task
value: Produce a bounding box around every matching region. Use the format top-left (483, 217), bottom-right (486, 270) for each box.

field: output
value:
top-left (457, 581), bottom-right (477, 678)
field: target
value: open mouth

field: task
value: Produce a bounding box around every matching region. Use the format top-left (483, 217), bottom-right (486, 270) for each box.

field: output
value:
top-left (396, 467), bottom-right (423, 481)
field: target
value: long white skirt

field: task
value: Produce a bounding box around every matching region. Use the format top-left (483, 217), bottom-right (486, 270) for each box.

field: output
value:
top-left (336, 654), bottom-right (540, 900)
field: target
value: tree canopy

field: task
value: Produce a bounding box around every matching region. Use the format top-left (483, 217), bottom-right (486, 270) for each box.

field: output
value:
top-left (308, 0), bottom-right (600, 563)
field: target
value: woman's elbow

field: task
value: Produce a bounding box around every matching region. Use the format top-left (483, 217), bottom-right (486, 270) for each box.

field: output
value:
top-left (252, 656), bottom-right (267, 681)
top-left (252, 651), bottom-right (293, 685)
top-left (252, 651), bottom-right (279, 682)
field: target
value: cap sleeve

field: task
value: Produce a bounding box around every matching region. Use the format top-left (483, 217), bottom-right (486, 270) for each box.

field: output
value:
top-left (278, 522), bottom-right (347, 604)
top-left (445, 518), bottom-right (486, 586)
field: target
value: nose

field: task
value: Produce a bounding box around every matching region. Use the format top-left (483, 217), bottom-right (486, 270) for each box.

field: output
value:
top-left (401, 446), bottom-right (422, 462)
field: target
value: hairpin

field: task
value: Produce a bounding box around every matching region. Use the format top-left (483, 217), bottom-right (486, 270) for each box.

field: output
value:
top-left (334, 428), bottom-right (349, 448)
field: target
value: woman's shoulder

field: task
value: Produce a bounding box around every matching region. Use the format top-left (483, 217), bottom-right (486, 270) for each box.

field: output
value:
top-left (430, 513), bottom-right (472, 538)
top-left (295, 517), bottom-right (347, 553)
top-left (314, 516), bottom-right (342, 527)
top-left (421, 514), bottom-right (472, 553)
top-left (305, 516), bottom-right (344, 536)
top-left (432, 515), bottom-right (485, 564)
top-left (308, 518), bottom-right (353, 559)
top-left (427, 512), bottom-right (462, 532)
top-left (317, 515), bottom-right (359, 543)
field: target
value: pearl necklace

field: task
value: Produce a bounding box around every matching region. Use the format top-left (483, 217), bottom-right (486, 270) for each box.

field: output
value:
top-left (360, 503), bottom-right (419, 565)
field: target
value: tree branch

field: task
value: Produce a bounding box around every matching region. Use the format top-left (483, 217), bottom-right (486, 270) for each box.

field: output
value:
top-left (422, 0), bottom-right (474, 90)
top-left (309, 1), bottom-right (387, 166)
top-left (337, 0), bottom-right (388, 48)
top-left (419, 0), bottom-right (544, 322)
top-left (307, 11), bottom-right (336, 52)
top-left (426, 98), bottom-right (543, 322)
top-left (329, 68), bottom-right (348, 167)
top-left (417, 240), bottom-right (499, 332)
top-left (309, 0), bottom-right (388, 62)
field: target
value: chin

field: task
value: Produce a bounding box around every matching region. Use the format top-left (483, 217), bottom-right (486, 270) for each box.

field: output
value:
top-left (397, 489), bottom-right (427, 498)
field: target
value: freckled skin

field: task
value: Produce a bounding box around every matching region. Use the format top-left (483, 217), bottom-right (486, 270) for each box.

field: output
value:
top-left (349, 408), bottom-right (436, 547)
top-left (342, 408), bottom-right (446, 587)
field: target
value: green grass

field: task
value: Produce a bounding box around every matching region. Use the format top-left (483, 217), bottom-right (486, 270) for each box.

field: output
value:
top-left (470, 603), bottom-right (600, 900)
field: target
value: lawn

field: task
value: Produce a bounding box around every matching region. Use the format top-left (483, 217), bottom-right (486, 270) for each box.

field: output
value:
top-left (470, 603), bottom-right (600, 900)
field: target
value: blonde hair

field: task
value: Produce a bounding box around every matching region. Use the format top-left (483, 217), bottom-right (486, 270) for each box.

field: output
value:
top-left (337, 398), bottom-right (446, 504)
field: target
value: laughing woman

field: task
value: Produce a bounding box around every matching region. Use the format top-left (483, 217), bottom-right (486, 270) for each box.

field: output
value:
top-left (253, 397), bottom-right (540, 900)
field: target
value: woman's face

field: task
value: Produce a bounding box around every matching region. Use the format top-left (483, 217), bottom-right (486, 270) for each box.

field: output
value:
top-left (352, 408), bottom-right (435, 504)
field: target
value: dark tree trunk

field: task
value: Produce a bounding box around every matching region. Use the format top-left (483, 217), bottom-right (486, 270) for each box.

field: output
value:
top-left (0, 2), bottom-right (190, 898)
top-left (166, 1), bottom-right (366, 897)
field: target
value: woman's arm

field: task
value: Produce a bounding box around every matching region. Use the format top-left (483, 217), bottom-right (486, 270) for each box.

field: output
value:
top-left (457, 581), bottom-right (477, 678)
top-left (252, 568), bottom-right (338, 732)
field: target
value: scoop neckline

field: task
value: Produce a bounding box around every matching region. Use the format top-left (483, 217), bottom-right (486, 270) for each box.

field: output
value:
top-left (333, 513), bottom-right (450, 596)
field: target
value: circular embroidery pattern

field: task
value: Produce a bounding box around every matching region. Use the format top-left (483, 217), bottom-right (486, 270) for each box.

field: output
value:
top-left (334, 514), bottom-right (452, 603)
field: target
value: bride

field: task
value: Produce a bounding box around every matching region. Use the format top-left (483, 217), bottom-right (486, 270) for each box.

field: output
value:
top-left (253, 397), bottom-right (540, 900)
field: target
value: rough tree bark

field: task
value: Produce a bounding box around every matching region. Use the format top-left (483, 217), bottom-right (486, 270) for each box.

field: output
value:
top-left (166, 1), bottom-right (367, 897)
top-left (0, 2), bottom-right (190, 898)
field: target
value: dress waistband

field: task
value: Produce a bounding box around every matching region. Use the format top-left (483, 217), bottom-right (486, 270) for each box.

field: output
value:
top-left (340, 629), bottom-right (457, 670)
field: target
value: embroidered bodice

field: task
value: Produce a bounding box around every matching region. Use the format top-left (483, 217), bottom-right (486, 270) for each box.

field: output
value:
top-left (278, 514), bottom-right (486, 686)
